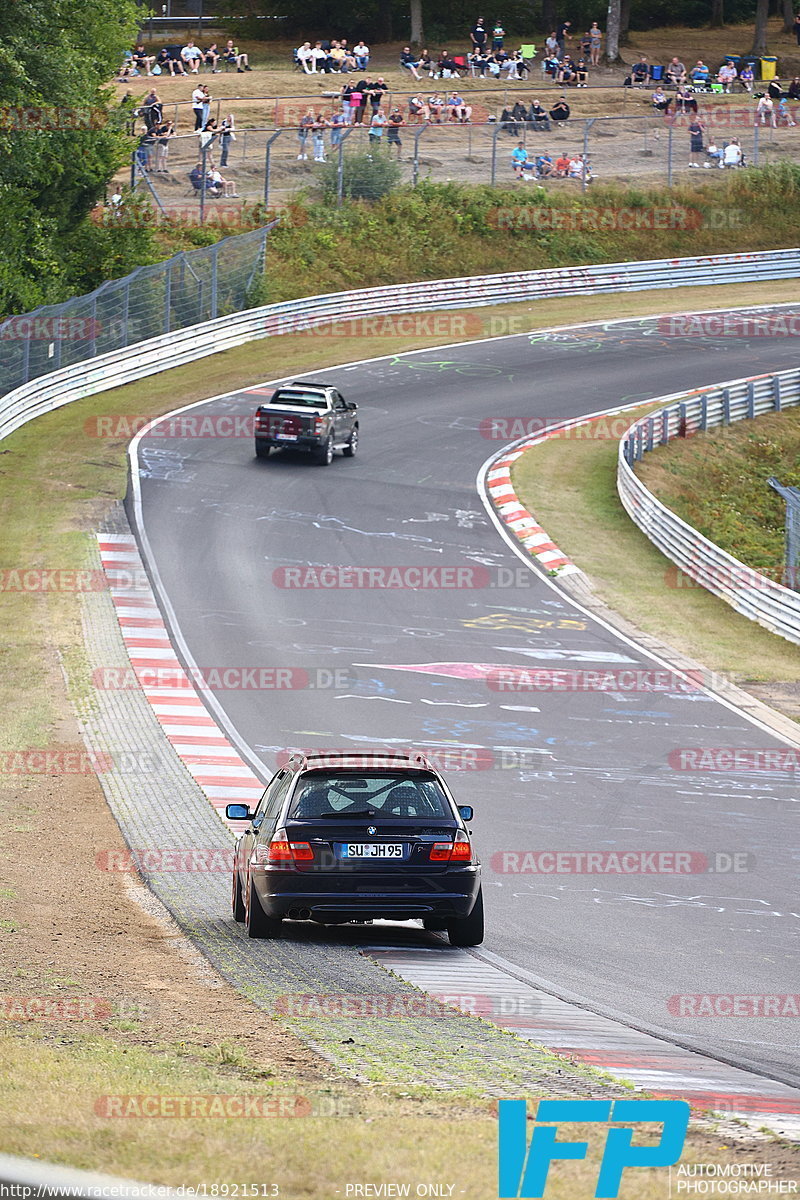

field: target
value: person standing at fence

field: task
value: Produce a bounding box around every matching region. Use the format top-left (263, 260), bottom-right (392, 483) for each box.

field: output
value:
top-left (387, 107), bottom-right (404, 157)
top-left (367, 107), bottom-right (387, 155)
top-left (492, 22), bottom-right (505, 51)
top-left (200, 85), bottom-right (212, 128)
top-left (297, 108), bottom-right (314, 159)
top-left (330, 107), bottom-right (346, 148)
top-left (154, 120), bottom-right (175, 172)
top-left (312, 113), bottom-right (329, 162)
top-left (141, 89), bottom-right (163, 132)
top-left (688, 115), bottom-right (704, 165)
top-left (219, 115), bottom-right (235, 167)
top-left (199, 118), bottom-right (218, 154)
top-left (555, 20), bottom-right (571, 54)
top-left (192, 84), bottom-right (205, 130)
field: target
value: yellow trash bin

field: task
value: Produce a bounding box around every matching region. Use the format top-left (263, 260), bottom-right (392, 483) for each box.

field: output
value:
top-left (760, 56), bottom-right (778, 80)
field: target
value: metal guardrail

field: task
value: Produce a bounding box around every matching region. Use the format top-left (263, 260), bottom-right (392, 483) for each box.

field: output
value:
top-left (617, 365), bottom-right (800, 646)
top-left (2, 247), bottom-right (799, 445)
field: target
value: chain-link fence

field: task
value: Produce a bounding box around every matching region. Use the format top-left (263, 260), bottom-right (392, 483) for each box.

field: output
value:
top-left (0, 224), bottom-right (274, 398)
top-left (129, 99), bottom-right (798, 216)
top-left (768, 477), bottom-right (800, 590)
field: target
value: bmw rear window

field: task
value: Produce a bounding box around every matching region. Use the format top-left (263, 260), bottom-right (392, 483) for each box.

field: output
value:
top-left (288, 772), bottom-right (452, 819)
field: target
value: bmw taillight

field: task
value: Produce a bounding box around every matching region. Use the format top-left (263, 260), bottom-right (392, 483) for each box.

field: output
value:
top-left (252, 831), bottom-right (314, 865)
top-left (429, 831), bottom-right (472, 863)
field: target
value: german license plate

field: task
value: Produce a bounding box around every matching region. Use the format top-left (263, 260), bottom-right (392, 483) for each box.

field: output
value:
top-left (275, 432), bottom-right (298, 440)
top-left (343, 843), bottom-right (404, 858)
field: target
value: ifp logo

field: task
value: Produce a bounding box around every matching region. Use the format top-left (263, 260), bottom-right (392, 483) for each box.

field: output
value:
top-left (498, 1098), bottom-right (689, 1197)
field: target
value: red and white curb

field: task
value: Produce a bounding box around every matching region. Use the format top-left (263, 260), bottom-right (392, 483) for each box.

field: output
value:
top-left (485, 442), bottom-right (580, 578)
top-left (363, 947), bottom-right (800, 1137)
top-left (97, 533), bottom-right (262, 828)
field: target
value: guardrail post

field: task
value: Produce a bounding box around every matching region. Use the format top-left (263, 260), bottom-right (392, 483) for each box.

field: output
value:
top-left (700, 394), bottom-right (708, 431)
top-left (412, 125), bottom-right (427, 187)
top-left (661, 407), bottom-right (669, 445)
top-left (678, 400), bottom-right (687, 436)
top-left (722, 387), bottom-right (731, 425)
top-left (646, 416), bottom-right (655, 451)
top-left (490, 124), bottom-right (500, 186)
top-left (773, 376), bottom-right (782, 412)
top-left (264, 129), bottom-right (283, 208)
top-left (747, 381), bottom-right (755, 418)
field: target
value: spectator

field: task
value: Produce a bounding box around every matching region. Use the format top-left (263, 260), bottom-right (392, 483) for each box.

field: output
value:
top-left (511, 141), bottom-right (531, 177)
top-left (555, 19), bottom-right (572, 53)
top-left (652, 86), bottom-right (670, 112)
top-left (224, 40), bottom-right (250, 71)
top-left (688, 116), bottom-right (704, 165)
top-left (199, 118), bottom-right (217, 153)
top-left (209, 166), bottom-right (238, 196)
top-left (203, 43), bottom-right (221, 72)
top-left (368, 107), bottom-right (387, 154)
top-left (310, 42), bottom-right (330, 72)
top-left (723, 137), bottom-right (742, 166)
top-left (511, 99), bottom-right (528, 132)
top-left (555, 151), bottom-right (571, 175)
top-left (471, 17), bottom-right (488, 51)
top-left (437, 50), bottom-right (462, 77)
top-left (631, 55), bottom-right (650, 86)
top-left (446, 91), bottom-right (472, 121)
top-left (536, 153), bottom-right (555, 176)
top-left (181, 40), bottom-right (202, 73)
top-left (557, 55), bottom-right (577, 85)
top-left (141, 88), bottom-right (162, 131)
top-left (428, 93), bottom-right (445, 122)
top-left (329, 42), bottom-right (348, 72)
top-left (705, 140), bottom-right (723, 165)
top-left (297, 42), bottom-right (315, 73)
top-left (200, 84), bottom-right (212, 127)
top-left (690, 60), bottom-right (709, 84)
top-left (353, 40), bottom-right (370, 70)
top-left (795, 11), bottom-right (800, 44)
top-left (492, 22), bottom-right (505, 50)
top-left (117, 50), bottom-right (139, 80)
top-left (767, 76), bottom-right (783, 100)
top-left (408, 94), bottom-right (430, 122)
top-left (778, 96), bottom-right (797, 125)
top-left (567, 155), bottom-right (586, 178)
top-left (756, 94), bottom-right (776, 126)
top-left (499, 106), bottom-right (518, 135)
top-left (739, 63), bottom-right (755, 92)
top-left (153, 120), bottom-right (174, 171)
top-left (529, 98), bottom-right (551, 130)
top-left (675, 84), bottom-right (697, 113)
top-left (544, 31), bottom-right (559, 57)
top-left (312, 113), bottom-right (328, 162)
top-left (297, 109), bottom-right (314, 158)
top-left (578, 30), bottom-right (592, 58)
top-left (575, 58), bottom-right (588, 86)
top-left (132, 45), bottom-right (154, 75)
top-left (330, 107), bottom-right (347, 147)
top-left (549, 96), bottom-right (570, 126)
top-left (418, 49), bottom-right (434, 75)
top-left (108, 190), bottom-right (123, 212)
top-left (192, 84), bottom-right (206, 130)
top-left (156, 47), bottom-right (185, 76)
top-left (387, 107), bottom-right (404, 157)
top-left (665, 57), bottom-right (686, 85)
top-left (340, 83), bottom-right (354, 122)
top-left (219, 115), bottom-right (235, 167)
top-left (370, 77), bottom-right (389, 112)
top-left (543, 52), bottom-right (560, 78)
top-left (717, 60), bottom-right (737, 92)
top-left (400, 47), bottom-right (421, 80)
top-left (589, 22), bottom-right (602, 66)
top-left (136, 129), bottom-right (155, 171)
top-left (788, 76), bottom-right (800, 100)
top-left (470, 49), bottom-right (492, 76)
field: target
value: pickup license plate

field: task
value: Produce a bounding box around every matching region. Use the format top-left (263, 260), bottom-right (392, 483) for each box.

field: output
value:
top-left (343, 843), bottom-right (405, 858)
top-left (275, 432), bottom-right (298, 441)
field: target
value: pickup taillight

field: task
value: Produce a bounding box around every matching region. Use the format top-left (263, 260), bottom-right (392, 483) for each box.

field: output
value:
top-left (314, 417), bottom-right (326, 433)
top-left (255, 410), bottom-right (269, 430)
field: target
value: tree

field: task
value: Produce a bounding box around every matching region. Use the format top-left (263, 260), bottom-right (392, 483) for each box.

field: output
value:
top-left (605, 0), bottom-right (622, 64)
top-left (781, 0), bottom-right (794, 33)
top-left (410, 0), bottom-right (424, 45)
top-left (751, 0), bottom-right (769, 52)
top-left (710, 0), bottom-right (725, 28)
top-left (0, 0), bottom-right (141, 313)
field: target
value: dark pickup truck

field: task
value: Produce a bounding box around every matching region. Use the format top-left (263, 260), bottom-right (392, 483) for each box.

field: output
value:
top-left (254, 381), bottom-right (358, 466)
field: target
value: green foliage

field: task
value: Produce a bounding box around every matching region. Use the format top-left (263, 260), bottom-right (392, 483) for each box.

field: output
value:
top-left (321, 152), bottom-right (402, 202)
top-left (0, 0), bottom-right (141, 315)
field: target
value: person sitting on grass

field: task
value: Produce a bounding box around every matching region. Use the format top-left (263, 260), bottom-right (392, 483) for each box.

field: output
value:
top-left (536, 153), bottom-right (555, 177)
top-left (631, 55), bottom-right (650, 86)
top-left (181, 40), bottom-right (202, 73)
top-left (652, 86), bottom-right (671, 113)
top-left (529, 98), bottom-right (551, 129)
top-left (132, 45), bottom-right (155, 75)
top-left (739, 62), bottom-right (755, 92)
top-left (665, 57), bottom-right (686, 85)
top-left (446, 92), bottom-right (472, 122)
top-left (209, 166), bottom-right (238, 196)
top-left (203, 43), bottom-right (221, 72)
top-left (437, 50), bottom-right (462, 78)
top-left (549, 96), bottom-right (570, 126)
top-left (575, 59), bottom-right (588, 86)
top-left (717, 61), bottom-right (737, 92)
top-left (156, 47), bottom-right (185, 76)
top-left (408, 94), bottom-right (430, 122)
top-left (723, 137), bottom-right (743, 167)
top-left (353, 40), bottom-right (370, 70)
top-left (555, 151), bottom-right (572, 175)
top-left (557, 55), bottom-right (577, 85)
top-left (690, 60), bottom-right (710, 85)
top-left (427, 93), bottom-right (445, 122)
